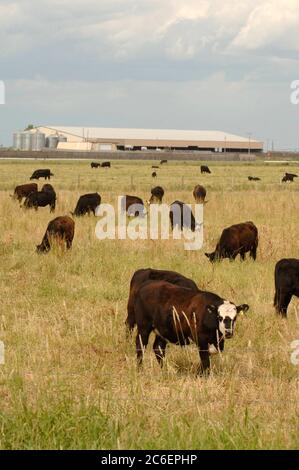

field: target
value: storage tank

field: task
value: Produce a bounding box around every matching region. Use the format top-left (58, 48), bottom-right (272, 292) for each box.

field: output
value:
top-left (31, 131), bottom-right (46, 151)
top-left (46, 134), bottom-right (59, 149)
top-left (13, 132), bottom-right (22, 150)
top-left (21, 131), bottom-right (32, 151)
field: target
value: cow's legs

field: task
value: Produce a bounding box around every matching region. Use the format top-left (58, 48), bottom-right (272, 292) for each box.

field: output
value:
top-left (66, 238), bottom-right (72, 249)
top-left (240, 250), bottom-right (246, 261)
top-left (136, 328), bottom-right (151, 366)
top-left (276, 290), bottom-right (292, 317)
top-left (153, 335), bottom-right (167, 366)
top-left (198, 342), bottom-right (210, 376)
top-left (250, 244), bottom-right (257, 260)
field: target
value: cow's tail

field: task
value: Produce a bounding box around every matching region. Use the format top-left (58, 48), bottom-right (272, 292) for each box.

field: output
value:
top-left (125, 296), bottom-right (137, 336)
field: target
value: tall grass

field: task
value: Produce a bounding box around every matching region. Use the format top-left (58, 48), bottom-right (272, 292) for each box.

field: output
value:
top-left (0, 159), bottom-right (298, 449)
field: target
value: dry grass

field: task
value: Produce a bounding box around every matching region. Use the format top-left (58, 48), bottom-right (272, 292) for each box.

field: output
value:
top-left (0, 159), bottom-right (298, 449)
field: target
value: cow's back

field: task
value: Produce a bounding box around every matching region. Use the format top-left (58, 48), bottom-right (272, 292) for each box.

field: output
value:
top-left (220, 222), bottom-right (258, 251)
top-left (275, 258), bottom-right (299, 289)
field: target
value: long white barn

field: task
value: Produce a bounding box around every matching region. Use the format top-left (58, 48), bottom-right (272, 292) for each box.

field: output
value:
top-left (36, 126), bottom-right (263, 153)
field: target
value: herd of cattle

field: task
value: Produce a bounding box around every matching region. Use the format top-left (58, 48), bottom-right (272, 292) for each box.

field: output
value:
top-left (9, 163), bottom-right (299, 375)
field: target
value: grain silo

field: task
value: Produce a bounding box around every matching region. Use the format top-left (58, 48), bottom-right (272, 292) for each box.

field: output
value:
top-left (21, 131), bottom-right (32, 151)
top-left (31, 131), bottom-right (46, 151)
top-left (46, 134), bottom-right (59, 149)
top-left (13, 132), bottom-right (22, 150)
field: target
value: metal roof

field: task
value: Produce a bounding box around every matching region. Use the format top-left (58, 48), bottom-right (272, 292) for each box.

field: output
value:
top-left (37, 126), bottom-right (262, 144)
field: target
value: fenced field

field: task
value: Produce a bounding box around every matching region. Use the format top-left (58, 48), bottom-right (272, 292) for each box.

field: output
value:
top-left (0, 159), bottom-right (298, 449)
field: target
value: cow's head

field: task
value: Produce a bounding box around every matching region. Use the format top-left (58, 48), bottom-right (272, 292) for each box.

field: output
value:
top-left (204, 301), bottom-right (249, 338)
top-left (205, 252), bottom-right (217, 262)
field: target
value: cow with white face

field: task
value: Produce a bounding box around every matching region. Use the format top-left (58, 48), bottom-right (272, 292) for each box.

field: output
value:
top-left (215, 301), bottom-right (247, 338)
top-left (131, 279), bottom-right (250, 375)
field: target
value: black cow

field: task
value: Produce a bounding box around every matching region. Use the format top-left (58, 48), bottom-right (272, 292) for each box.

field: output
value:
top-left (30, 169), bottom-right (54, 180)
top-left (274, 258), bottom-right (299, 317)
top-left (36, 216), bottom-right (75, 253)
top-left (120, 195), bottom-right (145, 217)
top-left (169, 200), bottom-right (197, 232)
top-left (148, 186), bottom-right (164, 204)
top-left (24, 189), bottom-right (56, 212)
top-left (91, 162), bottom-right (101, 168)
top-left (126, 268), bottom-right (199, 333)
top-left (152, 165), bottom-right (159, 169)
top-left (132, 280), bottom-right (249, 374)
top-left (248, 176), bottom-right (261, 181)
top-left (160, 160), bottom-right (168, 165)
top-left (101, 162), bottom-right (111, 168)
top-left (201, 165), bottom-right (211, 174)
top-left (282, 173), bottom-right (298, 183)
top-left (72, 193), bottom-right (101, 216)
top-left (152, 172), bottom-right (157, 178)
top-left (205, 221), bottom-right (258, 262)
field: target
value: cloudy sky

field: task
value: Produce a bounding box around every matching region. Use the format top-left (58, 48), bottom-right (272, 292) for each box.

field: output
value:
top-left (0, 0), bottom-right (299, 148)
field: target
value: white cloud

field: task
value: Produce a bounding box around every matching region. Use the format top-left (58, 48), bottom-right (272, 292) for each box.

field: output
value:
top-left (1, 0), bottom-right (299, 60)
top-left (231, 0), bottom-right (299, 51)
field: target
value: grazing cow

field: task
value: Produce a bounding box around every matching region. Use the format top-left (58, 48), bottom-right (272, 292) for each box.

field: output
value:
top-left (91, 162), bottom-right (101, 168)
top-left (248, 176), bottom-right (261, 181)
top-left (120, 195), bottom-right (145, 217)
top-left (274, 258), bottom-right (299, 317)
top-left (160, 160), bottom-right (168, 165)
top-left (41, 183), bottom-right (55, 193)
top-left (24, 189), bottom-right (56, 212)
top-left (36, 216), bottom-right (75, 253)
top-left (148, 186), bottom-right (164, 204)
top-left (152, 172), bottom-right (157, 178)
top-left (282, 173), bottom-right (298, 183)
top-left (12, 183), bottom-right (38, 202)
top-left (205, 221), bottom-right (258, 262)
top-left (169, 200), bottom-right (197, 232)
top-left (132, 280), bottom-right (249, 374)
top-left (30, 169), bottom-right (54, 180)
top-left (201, 165), bottom-right (211, 174)
top-left (72, 193), bottom-right (101, 216)
top-left (152, 165), bottom-right (159, 169)
top-left (101, 161), bottom-right (111, 168)
top-left (126, 268), bottom-right (199, 333)
top-left (193, 185), bottom-right (207, 203)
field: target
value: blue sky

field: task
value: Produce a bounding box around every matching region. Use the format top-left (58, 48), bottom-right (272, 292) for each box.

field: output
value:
top-left (0, 0), bottom-right (299, 149)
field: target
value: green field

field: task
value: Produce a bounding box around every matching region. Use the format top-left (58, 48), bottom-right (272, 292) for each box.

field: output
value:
top-left (0, 159), bottom-right (298, 450)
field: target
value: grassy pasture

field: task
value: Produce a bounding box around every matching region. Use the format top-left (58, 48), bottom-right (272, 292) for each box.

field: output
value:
top-left (0, 159), bottom-right (298, 450)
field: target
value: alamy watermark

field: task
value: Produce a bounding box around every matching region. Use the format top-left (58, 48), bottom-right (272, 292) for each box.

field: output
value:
top-left (290, 340), bottom-right (299, 366)
top-left (290, 80), bottom-right (299, 105)
top-left (95, 198), bottom-right (204, 251)
top-left (0, 81), bottom-right (5, 104)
